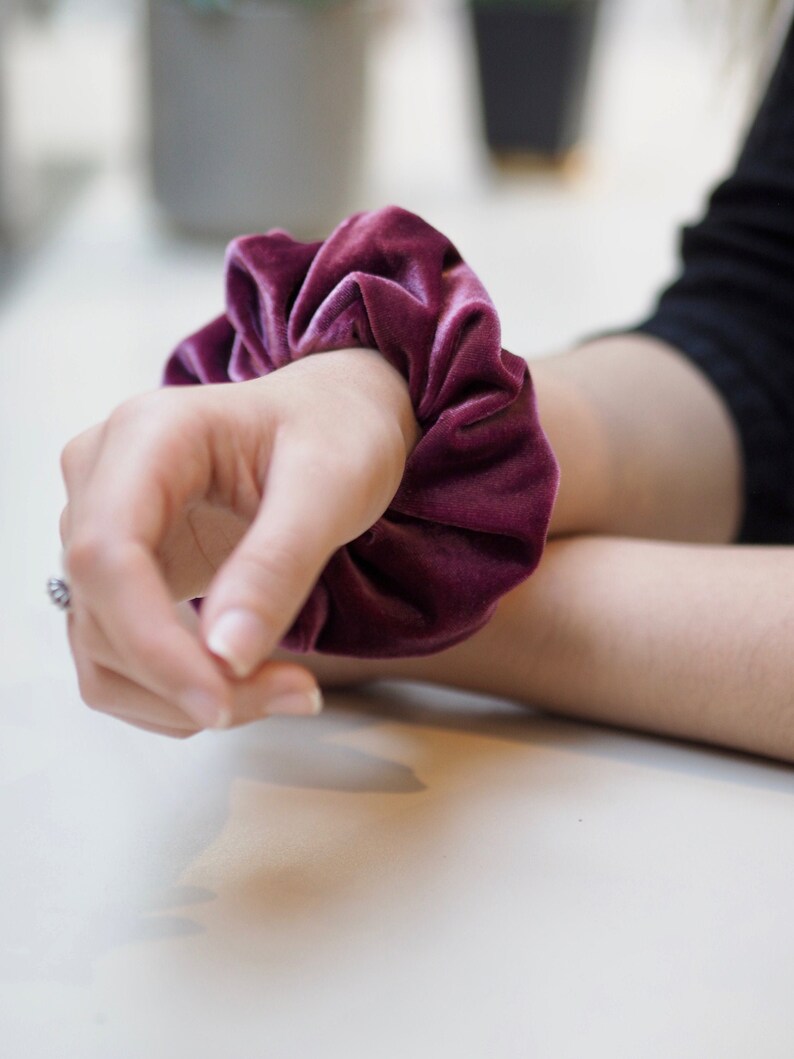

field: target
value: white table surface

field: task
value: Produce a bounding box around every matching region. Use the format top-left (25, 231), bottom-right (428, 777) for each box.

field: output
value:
top-left (3, 3), bottom-right (793, 1056)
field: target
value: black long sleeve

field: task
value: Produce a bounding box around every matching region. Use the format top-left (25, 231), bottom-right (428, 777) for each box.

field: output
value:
top-left (630, 17), bottom-right (794, 543)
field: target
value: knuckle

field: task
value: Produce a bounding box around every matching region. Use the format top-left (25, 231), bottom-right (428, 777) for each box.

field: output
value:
top-left (109, 389), bottom-right (182, 433)
top-left (58, 506), bottom-right (70, 547)
top-left (105, 396), bottom-right (150, 439)
top-left (107, 392), bottom-right (195, 466)
top-left (59, 438), bottom-right (80, 485)
top-left (66, 534), bottom-right (105, 580)
top-left (128, 627), bottom-right (166, 669)
top-left (67, 537), bottom-right (137, 583)
top-left (106, 393), bottom-right (148, 427)
top-left (105, 404), bottom-right (141, 442)
top-left (60, 424), bottom-right (103, 487)
top-left (76, 663), bottom-right (106, 711)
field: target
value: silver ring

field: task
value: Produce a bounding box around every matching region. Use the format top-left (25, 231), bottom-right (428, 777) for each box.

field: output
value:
top-left (47, 576), bottom-right (71, 611)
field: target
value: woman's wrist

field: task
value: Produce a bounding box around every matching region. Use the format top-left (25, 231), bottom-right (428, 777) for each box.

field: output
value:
top-left (166, 207), bottom-right (557, 659)
top-left (288, 346), bottom-right (420, 460)
top-left (356, 534), bottom-right (794, 763)
top-left (339, 347), bottom-right (421, 459)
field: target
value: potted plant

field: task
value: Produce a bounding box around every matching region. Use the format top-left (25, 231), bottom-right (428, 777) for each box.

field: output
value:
top-left (467, 0), bottom-right (602, 161)
top-left (146, 0), bottom-right (378, 238)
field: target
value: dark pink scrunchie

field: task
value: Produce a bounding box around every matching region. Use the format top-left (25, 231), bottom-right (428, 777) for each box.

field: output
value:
top-left (163, 205), bottom-right (559, 658)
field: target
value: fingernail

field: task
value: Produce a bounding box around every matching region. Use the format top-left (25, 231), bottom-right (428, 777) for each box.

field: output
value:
top-left (180, 690), bottom-right (231, 730)
top-left (267, 687), bottom-right (324, 717)
top-left (207, 608), bottom-right (269, 679)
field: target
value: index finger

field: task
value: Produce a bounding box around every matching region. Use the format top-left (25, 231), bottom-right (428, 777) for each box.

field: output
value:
top-left (68, 540), bottom-right (232, 727)
top-left (65, 400), bottom-right (233, 727)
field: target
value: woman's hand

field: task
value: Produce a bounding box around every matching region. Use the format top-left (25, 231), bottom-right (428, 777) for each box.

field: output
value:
top-left (59, 347), bottom-right (419, 737)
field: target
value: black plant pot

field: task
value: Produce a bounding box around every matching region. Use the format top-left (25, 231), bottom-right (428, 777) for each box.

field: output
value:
top-left (470, 2), bottom-right (600, 158)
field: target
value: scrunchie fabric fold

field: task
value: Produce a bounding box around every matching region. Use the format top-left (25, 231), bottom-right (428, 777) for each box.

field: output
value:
top-left (163, 205), bottom-right (559, 657)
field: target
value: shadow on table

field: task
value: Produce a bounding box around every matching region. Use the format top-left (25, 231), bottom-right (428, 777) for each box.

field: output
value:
top-left (331, 679), bottom-right (794, 793)
top-left (147, 680), bottom-right (794, 945)
top-left (2, 676), bottom-right (792, 988)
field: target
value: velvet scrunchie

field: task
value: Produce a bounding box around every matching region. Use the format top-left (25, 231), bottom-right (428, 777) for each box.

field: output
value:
top-left (163, 205), bottom-right (559, 657)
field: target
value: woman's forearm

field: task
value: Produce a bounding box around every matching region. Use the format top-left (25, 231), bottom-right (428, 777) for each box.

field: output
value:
top-left (318, 333), bottom-right (744, 544)
top-left (275, 333), bottom-right (767, 756)
top-left (335, 334), bottom-right (745, 543)
top-left (533, 333), bottom-right (744, 543)
top-left (395, 536), bottom-right (794, 763)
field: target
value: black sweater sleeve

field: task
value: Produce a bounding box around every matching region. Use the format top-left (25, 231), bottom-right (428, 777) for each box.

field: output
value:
top-left (629, 17), bottom-right (794, 543)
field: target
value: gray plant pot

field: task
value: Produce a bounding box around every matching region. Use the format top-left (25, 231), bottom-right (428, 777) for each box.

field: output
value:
top-left (147, 0), bottom-right (375, 238)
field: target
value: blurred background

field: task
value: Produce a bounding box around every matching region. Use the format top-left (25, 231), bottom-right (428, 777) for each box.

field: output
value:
top-left (0, 0), bottom-right (785, 323)
top-left (3, 5), bottom-right (794, 1050)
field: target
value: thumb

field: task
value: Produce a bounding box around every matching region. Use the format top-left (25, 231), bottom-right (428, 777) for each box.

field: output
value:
top-left (200, 452), bottom-right (345, 680)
